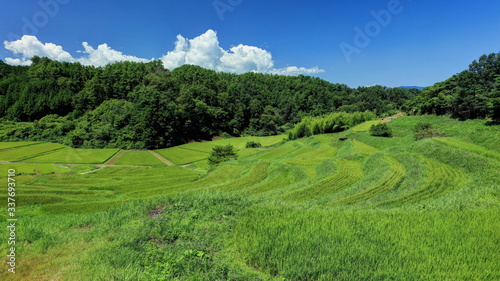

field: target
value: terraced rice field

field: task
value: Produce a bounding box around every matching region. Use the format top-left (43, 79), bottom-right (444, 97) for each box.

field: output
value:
top-left (351, 120), bottom-right (380, 131)
top-left (155, 147), bottom-right (209, 165)
top-left (25, 148), bottom-right (121, 164)
top-left (333, 156), bottom-right (405, 205)
top-left (290, 142), bottom-right (338, 160)
top-left (0, 141), bottom-right (40, 150)
top-left (378, 155), bottom-right (466, 206)
top-left (113, 150), bottom-right (166, 166)
top-left (2, 163), bottom-right (95, 175)
top-left (283, 158), bottom-right (364, 201)
top-left (179, 135), bottom-right (285, 152)
top-left (351, 140), bottom-right (379, 156)
top-left (0, 116), bottom-right (498, 280)
top-left (217, 162), bottom-right (270, 192)
top-left (1, 117), bottom-right (491, 211)
top-left (247, 164), bottom-right (305, 195)
top-left (433, 137), bottom-right (500, 161)
top-left (0, 142), bottom-right (66, 161)
top-left (256, 143), bottom-right (300, 160)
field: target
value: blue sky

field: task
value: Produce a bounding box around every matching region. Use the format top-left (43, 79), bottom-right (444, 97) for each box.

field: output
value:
top-left (0, 0), bottom-right (499, 87)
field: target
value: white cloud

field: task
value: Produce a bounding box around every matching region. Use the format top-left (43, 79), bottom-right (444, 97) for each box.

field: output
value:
top-left (220, 44), bottom-right (274, 73)
top-left (4, 57), bottom-right (32, 66)
top-left (3, 35), bottom-right (149, 67)
top-left (3, 35), bottom-right (73, 65)
top-left (271, 66), bottom-right (325, 75)
top-left (3, 31), bottom-right (324, 76)
top-left (161, 29), bottom-right (323, 75)
top-left (77, 42), bottom-right (150, 67)
top-left (161, 35), bottom-right (189, 71)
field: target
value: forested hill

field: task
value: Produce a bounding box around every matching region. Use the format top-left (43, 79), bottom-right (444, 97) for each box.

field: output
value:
top-left (405, 52), bottom-right (500, 121)
top-left (0, 57), bottom-right (416, 149)
top-left (1, 52), bottom-right (497, 149)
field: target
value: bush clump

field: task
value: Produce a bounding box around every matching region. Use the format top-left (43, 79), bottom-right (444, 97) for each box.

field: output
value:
top-left (413, 122), bottom-right (433, 133)
top-left (288, 111), bottom-right (376, 140)
top-left (208, 145), bottom-right (238, 166)
top-left (369, 123), bottom-right (393, 137)
top-left (245, 141), bottom-right (262, 148)
top-left (413, 122), bottom-right (449, 140)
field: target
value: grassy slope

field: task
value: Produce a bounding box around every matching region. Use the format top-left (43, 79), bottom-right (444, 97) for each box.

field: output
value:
top-left (0, 142), bottom-right (66, 162)
top-left (113, 151), bottom-right (166, 166)
top-left (0, 141), bottom-right (41, 150)
top-left (0, 116), bottom-right (498, 280)
top-left (25, 148), bottom-right (121, 164)
top-left (155, 135), bottom-right (285, 165)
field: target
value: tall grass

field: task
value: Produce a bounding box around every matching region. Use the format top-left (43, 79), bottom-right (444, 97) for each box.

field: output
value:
top-left (234, 207), bottom-right (500, 280)
top-left (288, 111), bottom-right (376, 140)
top-left (334, 156), bottom-right (406, 206)
top-left (283, 158), bottom-right (363, 201)
top-left (378, 156), bottom-right (465, 207)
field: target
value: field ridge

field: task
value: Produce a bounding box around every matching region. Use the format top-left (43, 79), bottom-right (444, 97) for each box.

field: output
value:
top-left (149, 150), bottom-right (175, 166)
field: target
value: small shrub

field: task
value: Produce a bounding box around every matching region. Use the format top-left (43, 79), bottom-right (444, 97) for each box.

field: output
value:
top-left (208, 145), bottom-right (237, 166)
top-left (414, 128), bottom-right (450, 140)
top-left (245, 141), bottom-right (262, 148)
top-left (219, 132), bottom-right (232, 139)
top-left (413, 122), bottom-right (433, 133)
top-left (369, 123), bottom-right (393, 137)
top-left (413, 122), bottom-right (450, 140)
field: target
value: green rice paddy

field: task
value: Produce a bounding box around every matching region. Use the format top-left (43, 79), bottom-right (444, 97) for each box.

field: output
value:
top-left (0, 116), bottom-right (498, 280)
top-left (0, 142), bottom-right (66, 162)
top-left (25, 148), bottom-right (121, 164)
top-left (113, 150), bottom-right (166, 166)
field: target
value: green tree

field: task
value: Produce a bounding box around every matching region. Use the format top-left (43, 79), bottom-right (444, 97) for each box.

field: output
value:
top-left (489, 75), bottom-right (500, 122)
top-left (369, 123), bottom-right (392, 137)
top-left (208, 145), bottom-right (238, 166)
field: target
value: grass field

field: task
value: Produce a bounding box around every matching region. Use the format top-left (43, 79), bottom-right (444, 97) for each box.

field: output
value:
top-left (25, 148), bottom-right (121, 164)
top-left (155, 135), bottom-right (285, 165)
top-left (0, 116), bottom-right (498, 280)
top-left (155, 146), bottom-right (209, 165)
top-left (0, 141), bottom-right (40, 150)
top-left (178, 135), bottom-right (286, 152)
top-left (113, 150), bottom-right (166, 166)
top-left (0, 163), bottom-right (97, 175)
top-left (0, 142), bottom-right (66, 162)
top-left (351, 120), bottom-right (380, 131)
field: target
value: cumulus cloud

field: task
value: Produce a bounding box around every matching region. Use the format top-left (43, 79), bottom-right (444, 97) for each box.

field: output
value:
top-left (4, 57), bottom-right (32, 66)
top-left (78, 42), bottom-right (150, 67)
top-left (3, 31), bottom-right (324, 76)
top-left (161, 30), bottom-right (323, 75)
top-left (3, 35), bottom-right (73, 65)
top-left (220, 44), bottom-right (274, 73)
top-left (271, 66), bottom-right (325, 75)
top-left (3, 35), bottom-right (149, 67)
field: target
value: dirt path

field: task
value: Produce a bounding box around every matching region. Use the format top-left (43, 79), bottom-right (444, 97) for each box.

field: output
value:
top-left (79, 167), bottom-right (104, 174)
top-left (381, 112), bottom-right (405, 123)
top-left (105, 150), bottom-right (126, 165)
top-left (149, 151), bottom-right (175, 166)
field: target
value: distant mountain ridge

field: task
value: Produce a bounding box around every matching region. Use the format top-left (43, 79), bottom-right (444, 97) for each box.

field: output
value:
top-left (398, 86), bottom-right (426, 90)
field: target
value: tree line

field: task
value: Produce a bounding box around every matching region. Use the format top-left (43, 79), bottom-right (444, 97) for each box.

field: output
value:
top-left (1, 52), bottom-right (497, 149)
top-left (404, 52), bottom-right (500, 121)
top-left (0, 57), bottom-right (416, 149)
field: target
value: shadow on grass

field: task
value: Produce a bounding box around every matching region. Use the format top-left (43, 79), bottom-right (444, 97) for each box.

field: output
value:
top-left (484, 120), bottom-right (500, 126)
